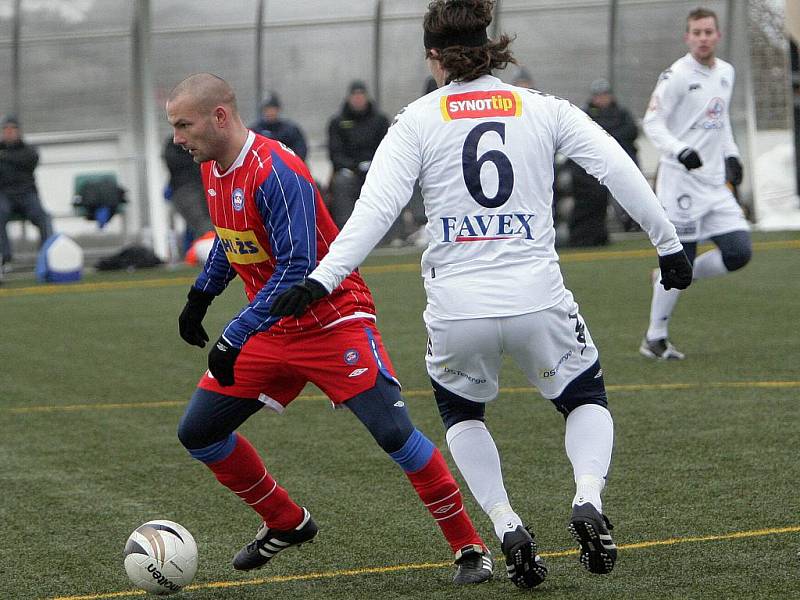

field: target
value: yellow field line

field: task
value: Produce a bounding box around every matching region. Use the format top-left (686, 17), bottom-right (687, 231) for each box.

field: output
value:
top-left (8, 400), bottom-right (191, 413)
top-left (8, 380), bottom-right (799, 414)
top-left (3, 239), bottom-right (797, 298)
top-left (563, 238), bottom-right (800, 262)
top-left (361, 238), bottom-right (800, 272)
top-left (0, 276), bottom-right (197, 297)
top-left (47, 524), bottom-right (800, 600)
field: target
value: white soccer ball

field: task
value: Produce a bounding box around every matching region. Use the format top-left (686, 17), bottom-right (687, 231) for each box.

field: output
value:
top-left (123, 520), bottom-right (198, 595)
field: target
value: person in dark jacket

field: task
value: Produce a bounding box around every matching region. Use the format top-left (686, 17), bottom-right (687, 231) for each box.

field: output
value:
top-left (249, 92), bottom-right (308, 160)
top-left (511, 66), bottom-right (534, 89)
top-left (163, 135), bottom-right (212, 244)
top-left (0, 115), bottom-right (52, 266)
top-left (327, 80), bottom-right (390, 229)
top-left (568, 79), bottom-right (640, 245)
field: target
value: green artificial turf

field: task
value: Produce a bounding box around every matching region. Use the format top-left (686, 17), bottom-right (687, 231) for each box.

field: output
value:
top-left (1, 231), bottom-right (797, 599)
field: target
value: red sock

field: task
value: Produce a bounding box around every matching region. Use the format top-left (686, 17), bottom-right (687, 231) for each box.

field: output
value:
top-left (406, 448), bottom-right (484, 553)
top-left (207, 433), bottom-right (304, 531)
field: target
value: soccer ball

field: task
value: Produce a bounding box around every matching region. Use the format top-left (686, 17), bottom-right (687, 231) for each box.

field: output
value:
top-left (123, 520), bottom-right (198, 595)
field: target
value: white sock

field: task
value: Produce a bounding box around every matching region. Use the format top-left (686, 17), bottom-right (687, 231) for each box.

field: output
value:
top-left (646, 273), bottom-right (682, 341)
top-left (692, 249), bottom-right (727, 280)
top-left (565, 404), bottom-right (614, 512)
top-left (446, 420), bottom-right (523, 541)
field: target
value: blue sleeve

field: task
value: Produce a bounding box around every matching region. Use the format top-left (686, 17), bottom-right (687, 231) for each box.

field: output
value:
top-left (193, 235), bottom-right (237, 295)
top-left (221, 160), bottom-right (317, 347)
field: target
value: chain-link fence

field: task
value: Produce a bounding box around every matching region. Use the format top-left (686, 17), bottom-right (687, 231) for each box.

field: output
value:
top-left (2, 0), bottom-right (760, 139)
top-left (0, 1), bottom-right (779, 137)
top-left (750, 0), bottom-right (791, 129)
top-left (0, 0), bottom-right (795, 252)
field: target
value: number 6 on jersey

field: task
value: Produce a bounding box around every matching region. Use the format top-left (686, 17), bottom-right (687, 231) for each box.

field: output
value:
top-left (462, 121), bottom-right (514, 208)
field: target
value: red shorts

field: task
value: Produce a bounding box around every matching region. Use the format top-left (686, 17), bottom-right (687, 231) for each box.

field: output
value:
top-left (198, 318), bottom-right (398, 411)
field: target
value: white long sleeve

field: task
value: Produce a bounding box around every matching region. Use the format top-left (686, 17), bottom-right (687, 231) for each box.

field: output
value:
top-left (642, 53), bottom-right (738, 185)
top-left (311, 112), bottom-right (421, 292)
top-left (311, 75), bottom-right (684, 320)
top-left (642, 69), bottom-right (688, 159)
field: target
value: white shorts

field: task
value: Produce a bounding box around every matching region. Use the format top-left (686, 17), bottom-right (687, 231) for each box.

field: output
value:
top-left (424, 291), bottom-right (600, 402)
top-left (656, 164), bottom-right (749, 242)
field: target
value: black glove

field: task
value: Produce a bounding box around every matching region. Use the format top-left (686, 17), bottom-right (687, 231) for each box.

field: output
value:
top-left (269, 278), bottom-right (329, 318)
top-left (178, 287), bottom-right (215, 347)
top-left (725, 156), bottom-right (743, 186)
top-left (677, 147), bottom-right (703, 170)
top-left (658, 250), bottom-right (693, 291)
top-left (207, 337), bottom-right (241, 387)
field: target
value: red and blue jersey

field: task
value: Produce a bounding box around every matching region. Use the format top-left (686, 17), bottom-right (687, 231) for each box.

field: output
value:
top-left (193, 131), bottom-right (375, 348)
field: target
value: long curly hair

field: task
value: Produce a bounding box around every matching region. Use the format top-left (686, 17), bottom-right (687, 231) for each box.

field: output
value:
top-left (423, 0), bottom-right (516, 82)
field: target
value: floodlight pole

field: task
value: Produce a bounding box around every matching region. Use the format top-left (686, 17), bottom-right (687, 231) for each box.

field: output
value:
top-left (725, 0), bottom-right (735, 59)
top-left (11, 0), bottom-right (21, 117)
top-left (131, 0), bottom-right (169, 260)
top-left (491, 0), bottom-right (502, 39)
top-left (733, 0), bottom-right (759, 221)
top-left (255, 0), bottom-right (266, 117)
top-left (608, 0), bottom-right (618, 91)
top-left (373, 0), bottom-right (383, 109)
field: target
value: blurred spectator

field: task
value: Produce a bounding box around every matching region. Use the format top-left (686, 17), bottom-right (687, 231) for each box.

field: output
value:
top-left (327, 80), bottom-right (389, 229)
top-left (163, 136), bottom-right (212, 246)
top-left (249, 92), bottom-right (308, 160)
top-left (512, 66), bottom-right (534, 89)
top-left (423, 76), bottom-right (439, 95)
top-left (585, 79), bottom-right (638, 161)
top-left (0, 115), bottom-right (52, 268)
top-left (568, 79), bottom-right (640, 245)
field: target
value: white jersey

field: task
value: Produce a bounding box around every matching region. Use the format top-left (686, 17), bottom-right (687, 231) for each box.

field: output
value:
top-left (311, 74), bottom-right (682, 320)
top-left (643, 53), bottom-right (740, 186)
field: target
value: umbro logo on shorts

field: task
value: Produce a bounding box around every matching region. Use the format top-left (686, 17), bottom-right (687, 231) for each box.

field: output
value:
top-left (348, 368), bottom-right (369, 378)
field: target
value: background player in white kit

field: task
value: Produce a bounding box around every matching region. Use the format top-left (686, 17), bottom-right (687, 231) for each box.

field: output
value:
top-left (271, 0), bottom-right (692, 588)
top-left (640, 7), bottom-right (752, 360)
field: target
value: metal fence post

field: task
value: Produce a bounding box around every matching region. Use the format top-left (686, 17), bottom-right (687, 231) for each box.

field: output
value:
top-left (132, 0), bottom-right (169, 260)
top-left (255, 0), bottom-right (266, 118)
top-left (373, 0), bottom-right (383, 110)
top-left (608, 0), bottom-right (618, 91)
top-left (11, 0), bottom-right (21, 117)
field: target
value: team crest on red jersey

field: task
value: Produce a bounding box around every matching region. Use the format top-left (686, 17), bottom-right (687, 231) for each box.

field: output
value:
top-left (344, 349), bottom-right (360, 364)
top-left (232, 188), bottom-right (245, 211)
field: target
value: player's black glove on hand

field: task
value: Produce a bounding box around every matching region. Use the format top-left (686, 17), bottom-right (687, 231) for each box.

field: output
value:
top-left (677, 147), bottom-right (703, 171)
top-left (725, 156), bottom-right (743, 186)
top-left (208, 337), bottom-right (241, 387)
top-left (269, 277), bottom-right (329, 318)
top-left (658, 250), bottom-right (693, 290)
top-left (178, 287), bottom-right (215, 347)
